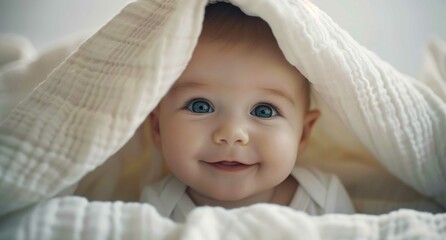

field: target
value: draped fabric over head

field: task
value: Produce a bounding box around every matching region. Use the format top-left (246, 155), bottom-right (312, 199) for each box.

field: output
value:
top-left (0, 0), bottom-right (445, 239)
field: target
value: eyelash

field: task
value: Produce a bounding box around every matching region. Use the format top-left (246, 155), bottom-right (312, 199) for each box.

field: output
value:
top-left (182, 98), bottom-right (282, 116)
top-left (257, 102), bottom-right (282, 116)
top-left (182, 98), bottom-right (214, 113)
top-left (182, 98), bottom-right (211, 109)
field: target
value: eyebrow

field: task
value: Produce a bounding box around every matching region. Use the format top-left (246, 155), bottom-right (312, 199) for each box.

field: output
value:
top-left (170, 81), bottom-right (209, 91)
top-left (171, 81), bottom-right (296, 106)
top-left (260, 87), bottom-right (296, 106)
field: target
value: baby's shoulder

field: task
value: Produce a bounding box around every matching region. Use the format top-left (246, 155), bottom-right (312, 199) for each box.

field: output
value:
top-left (291, 166), bottom-right (355, 214)
top-left (291, 166), bottom-right (341, 190)
top-left (140, 174), bottom-right (180, 202)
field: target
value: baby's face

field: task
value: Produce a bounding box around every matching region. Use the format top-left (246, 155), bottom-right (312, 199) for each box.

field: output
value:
top-left (151, 38), bottom-right (312, 205)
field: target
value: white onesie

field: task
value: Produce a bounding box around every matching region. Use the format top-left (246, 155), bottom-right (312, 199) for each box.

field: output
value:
top-left (140, 167), bottom-right (355, 222)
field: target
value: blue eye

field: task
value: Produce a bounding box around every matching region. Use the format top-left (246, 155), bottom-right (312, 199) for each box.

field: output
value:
top-left (187, 99), bottom-right (214, 113)
top-left (250, 104), bottom-right (278, 118)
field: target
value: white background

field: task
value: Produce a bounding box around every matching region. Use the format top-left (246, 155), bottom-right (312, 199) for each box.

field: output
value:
top-left (0, 0), bottom-right (445, 77)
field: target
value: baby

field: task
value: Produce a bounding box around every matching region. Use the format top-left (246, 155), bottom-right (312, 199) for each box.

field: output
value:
top-left (140, 2), bottom-right (354, 222)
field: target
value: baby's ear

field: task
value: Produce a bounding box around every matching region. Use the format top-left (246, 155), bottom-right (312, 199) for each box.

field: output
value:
top-left (297, 109), bottom-right (320, 155)
top-left (149, 107), bottom-right (162, 149)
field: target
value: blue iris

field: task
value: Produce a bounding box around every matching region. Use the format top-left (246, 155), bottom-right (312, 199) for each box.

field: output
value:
top-left (187, 99), bottom-right (214, 113)
top-left (250, 104), bottom-right (277, 118)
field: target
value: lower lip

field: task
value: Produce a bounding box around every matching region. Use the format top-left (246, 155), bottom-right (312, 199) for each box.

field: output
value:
top-left (208, 161), bottom-right (255, 172)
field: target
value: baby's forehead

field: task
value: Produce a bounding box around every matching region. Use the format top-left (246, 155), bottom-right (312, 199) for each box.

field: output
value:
top-left (180, 37), bottom-right (308, 98)
top-left (174, 62), bottom-right (307, 102)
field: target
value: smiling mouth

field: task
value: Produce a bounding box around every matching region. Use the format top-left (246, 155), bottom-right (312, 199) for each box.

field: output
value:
top-left (207, 161), bottom-right (256, 172)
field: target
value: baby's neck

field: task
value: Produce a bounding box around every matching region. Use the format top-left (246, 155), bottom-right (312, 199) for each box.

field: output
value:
top-left (186, 176), bottom-right (298, 209)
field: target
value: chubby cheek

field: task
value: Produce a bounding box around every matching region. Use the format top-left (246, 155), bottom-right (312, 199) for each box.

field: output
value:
top-left (257, 126), bottom-right (300, 172)
top-left (158, 117), bottom-right (206, 176)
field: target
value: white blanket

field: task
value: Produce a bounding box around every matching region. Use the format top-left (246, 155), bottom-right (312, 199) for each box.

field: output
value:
top-left (0, 0), bottom-right (445, 239)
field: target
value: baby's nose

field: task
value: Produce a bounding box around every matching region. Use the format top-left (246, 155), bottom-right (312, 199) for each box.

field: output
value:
top-left (212, 123), bottom-right (249, 146)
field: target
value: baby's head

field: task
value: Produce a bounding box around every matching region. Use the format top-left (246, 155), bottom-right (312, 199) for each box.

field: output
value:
top-left (150, 2), bottom-right (319, 207)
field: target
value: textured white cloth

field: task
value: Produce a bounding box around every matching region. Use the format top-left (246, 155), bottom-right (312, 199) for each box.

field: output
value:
top-left (0, 0), bottom-right (446, 239)
top-left (0, 34), bottom-right (85, 122)
top-left (0, 34), bottom-right (36, 69)
top-left (140, 167), bottom-right (355, 222)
